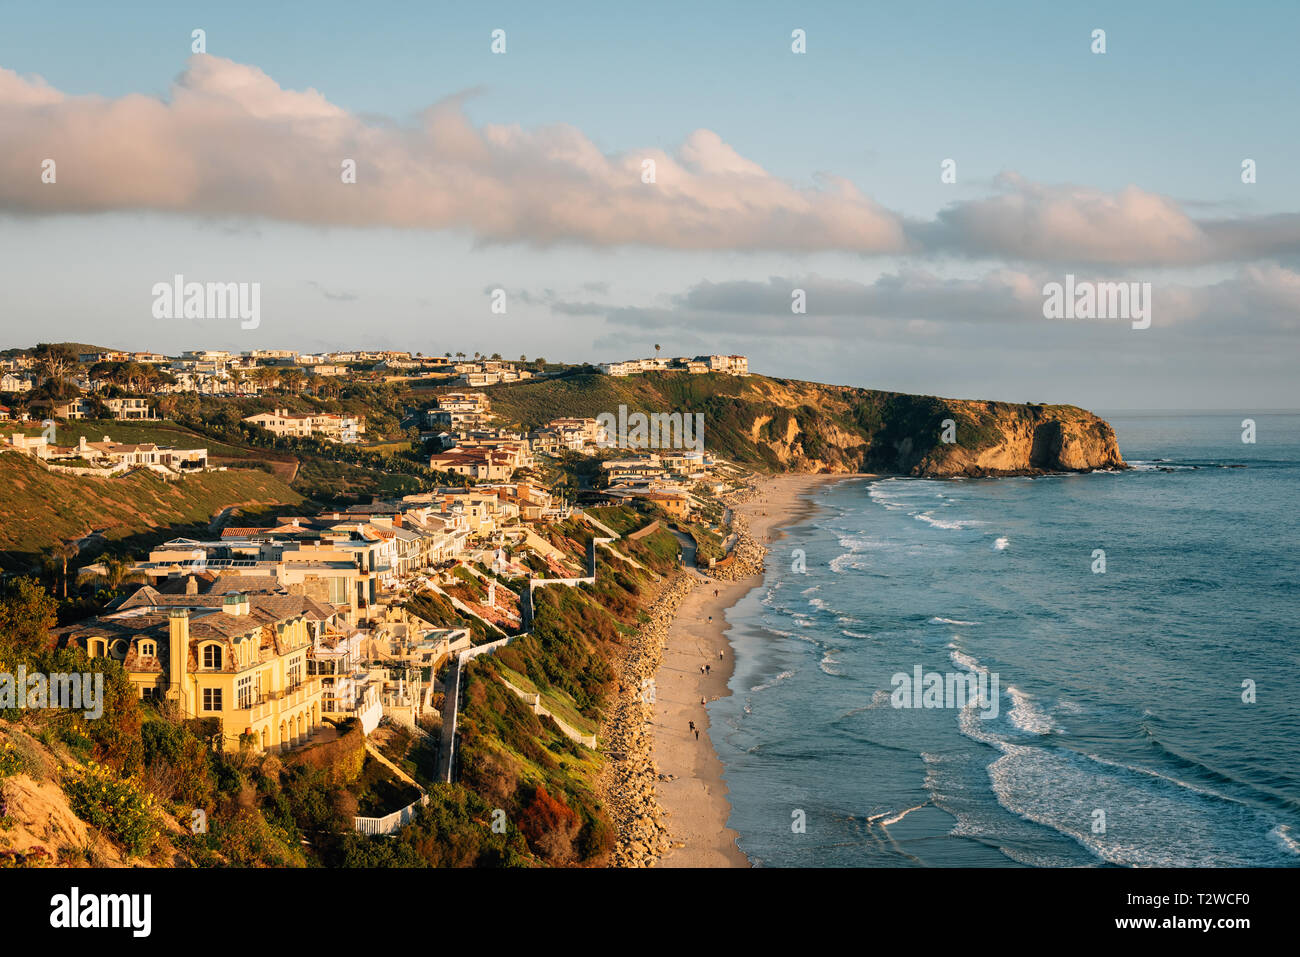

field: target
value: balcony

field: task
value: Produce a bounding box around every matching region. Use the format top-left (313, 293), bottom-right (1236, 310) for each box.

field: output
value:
top-left (247, 678), bottom-right (322, 722)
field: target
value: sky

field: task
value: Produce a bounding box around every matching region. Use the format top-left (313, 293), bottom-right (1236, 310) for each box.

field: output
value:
top-left (1, 0), bottom-right (1297, 409)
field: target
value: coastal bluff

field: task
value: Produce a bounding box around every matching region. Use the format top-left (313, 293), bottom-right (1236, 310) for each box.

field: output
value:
top-left (486, 372), bottom-right (1126, 478)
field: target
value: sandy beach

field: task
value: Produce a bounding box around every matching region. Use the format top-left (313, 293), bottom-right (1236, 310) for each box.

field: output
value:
top-left (651, 472), bottom-right (864, 867)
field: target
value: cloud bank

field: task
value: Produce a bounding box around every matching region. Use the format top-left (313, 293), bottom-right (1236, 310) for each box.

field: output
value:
top-left (2, 56), bottom-right (1299, 266)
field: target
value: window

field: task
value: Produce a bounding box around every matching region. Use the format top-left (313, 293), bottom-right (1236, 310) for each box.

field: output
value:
top-left (139, 641), bottom-right (156, 658)
top-left (203, 644), bottom-right (224, 670)
top-left (236, 675), bottom-right (254, 710)
top-left (287, 658), bottom-right (303, 690)
top-left (202, 688), bottom-right (223, 712)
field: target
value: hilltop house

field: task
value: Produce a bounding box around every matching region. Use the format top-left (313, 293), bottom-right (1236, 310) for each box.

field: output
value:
top-left (57, 591), bottom-right (333, 753)
top-left (103, 397), bottom-right (154, 420)
top-left (244, 408), bottom-right (366, 443)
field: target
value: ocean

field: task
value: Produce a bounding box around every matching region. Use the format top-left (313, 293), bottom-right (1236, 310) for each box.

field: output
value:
top-left (714, 412), bottom-right (1300, 867)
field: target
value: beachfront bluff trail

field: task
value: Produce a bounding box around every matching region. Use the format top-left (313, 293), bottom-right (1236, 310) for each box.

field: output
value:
top-left (484, 372), bottom-right (1126, 478)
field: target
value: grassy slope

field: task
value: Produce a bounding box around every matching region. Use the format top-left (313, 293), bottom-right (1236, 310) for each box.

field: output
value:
top-left (0, 452), bottom-right (302, 570)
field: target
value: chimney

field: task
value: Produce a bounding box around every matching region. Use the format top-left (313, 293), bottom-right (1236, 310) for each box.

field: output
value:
top-left (184, 574), bottom-right (198, 595)
top-left (167, 609), bottom-right (190, 707)
top-left (222, 593), bottom-right (249, 616)
top-left (79, 436), bottom-right (88, 452)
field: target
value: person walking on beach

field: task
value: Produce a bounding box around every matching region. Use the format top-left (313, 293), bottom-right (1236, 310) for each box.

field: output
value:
top-left (694, 729), bottom-right (699, 741)
top-left (689, 720), bottom-right (695, 734)
top-left (718, 650), bottom-right (724, 660)
top-left (705, 664), bottom-right (711, 675)
top-left (700, 664), bottom-right (706, 674)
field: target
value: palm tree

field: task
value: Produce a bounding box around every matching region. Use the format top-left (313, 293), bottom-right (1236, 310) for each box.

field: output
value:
top-left (254, 366), bottom-right (280, 393)
top-left (279, 368), bottom-right (305, 394)
top-left (53, 540), bottom-right (80, 598)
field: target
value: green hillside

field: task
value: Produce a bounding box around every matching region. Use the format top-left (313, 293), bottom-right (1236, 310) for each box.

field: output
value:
top-left (0, 452), bottom-right (302, 572)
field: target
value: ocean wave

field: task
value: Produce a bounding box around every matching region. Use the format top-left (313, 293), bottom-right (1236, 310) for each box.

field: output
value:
top-left (992, 536), bottom-right (1009, 550)
top-left (915, 512), bottom-right (986, 530)
top-left (840, 629), bottom-right (873, 639)
top-left (750, 669), bottom-right (796, 693)
top-left (830, 553), bottom-right (866, 574)
top-left (837, 533), bottom-right (892, 551)
top-left (800, 584), bottom-right (821, 595)
top-left (1006, 686), bottom-right (1054, 735)
top-left (982, 742), bottom-right (1296, 867)
top-left (818, 651), bottom-right (844, 676)
top-left (949, 648), bottom-right (988, 675)
top-left (1269, 824), bottom-right (1300, 855)
top-left (929, 616), bottom-right (980, 626)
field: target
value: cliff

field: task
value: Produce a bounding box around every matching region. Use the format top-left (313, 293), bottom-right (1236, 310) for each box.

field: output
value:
top-left (485, 372), bottom-right (1125, 478)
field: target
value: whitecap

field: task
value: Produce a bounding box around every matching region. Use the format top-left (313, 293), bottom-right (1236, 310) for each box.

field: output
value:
top-left (750, 669), bottom-right (796, 693)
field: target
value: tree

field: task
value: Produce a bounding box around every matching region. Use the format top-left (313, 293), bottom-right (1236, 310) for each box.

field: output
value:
top-left (279, 367), bottom-right (305, 394)
top-left (0, 577), bottom-right (59, 660)
top-left (99, 556), bottom-right (138, 590)
top-left (519, 354), bottom-right (527, 363)
top-left (51, 540), bottom-right (80, 598)
top-left (33, 343), bottom-right (78, 398)
top-left (254, 366), bottom-right (280, 392)
top-left (654, 343), bottom-right (661, 357)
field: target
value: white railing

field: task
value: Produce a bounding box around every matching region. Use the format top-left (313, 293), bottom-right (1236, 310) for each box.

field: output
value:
top-left (354, 793), bottom-right (430, 836)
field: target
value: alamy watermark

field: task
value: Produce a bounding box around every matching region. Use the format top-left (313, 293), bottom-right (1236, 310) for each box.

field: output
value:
top-left (891, 664), bottom-right (999, 719)
top-left (1042, 274), bottom-right (1150, 330)
top-left (0, 667), bottom-right (104, 719)
top-left (596, 404), bottom-right (704, 451)
top-left (151, 274), bottom-right (261, 330)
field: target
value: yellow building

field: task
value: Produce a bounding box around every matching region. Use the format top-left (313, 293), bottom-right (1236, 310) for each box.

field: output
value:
top-left (59, 590), bottom-right (333, 753)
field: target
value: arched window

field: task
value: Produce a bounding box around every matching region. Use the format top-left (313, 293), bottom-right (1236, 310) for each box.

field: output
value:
top-left (139, 641), bottom-right (156, 658)
top-left (202, 644), bottom-right (224, 670)
top-left (89, 639), bottom-right (106, 658)
top-left (110, 640), bottom-right (128, 660)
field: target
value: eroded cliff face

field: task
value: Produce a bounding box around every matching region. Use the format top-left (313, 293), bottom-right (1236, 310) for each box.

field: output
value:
top-left (735, 380), bottom-right (1125, 477)
top-left (904, 400), bottom-right (1126, 477)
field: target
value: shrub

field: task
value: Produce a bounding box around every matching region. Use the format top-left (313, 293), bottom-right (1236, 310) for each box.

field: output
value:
top-left (63, 760), bottom-right (160, 857)
top-left (0, 741), bottom-right (23, 779)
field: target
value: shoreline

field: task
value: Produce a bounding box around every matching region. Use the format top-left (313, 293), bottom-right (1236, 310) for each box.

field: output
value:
top-left (650, 472), bottom-right (869, 867)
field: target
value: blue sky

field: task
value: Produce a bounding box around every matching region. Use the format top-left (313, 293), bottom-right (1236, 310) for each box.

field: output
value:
top-left (1, 0), bottom-right (1297, 408)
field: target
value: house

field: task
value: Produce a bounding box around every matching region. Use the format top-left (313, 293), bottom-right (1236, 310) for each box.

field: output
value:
top-left (53, 398), bottom-right (94, 420)
top-left (57, 591), bottom-right (333, 753)
top-left (428, 447), bottom-right (516, 481)
top-left (598, 354), bottom-right (749, 377)
top-left (76, 436), bottom-right (208, 471)
top-left (103, 397), bottom-right (154, 420)
top-left (0, 373), bottom-right (33, 393)
top-left (243, 408), bottom-right (366, 443)
top-left (309, 629), bottom-right (383, 734)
